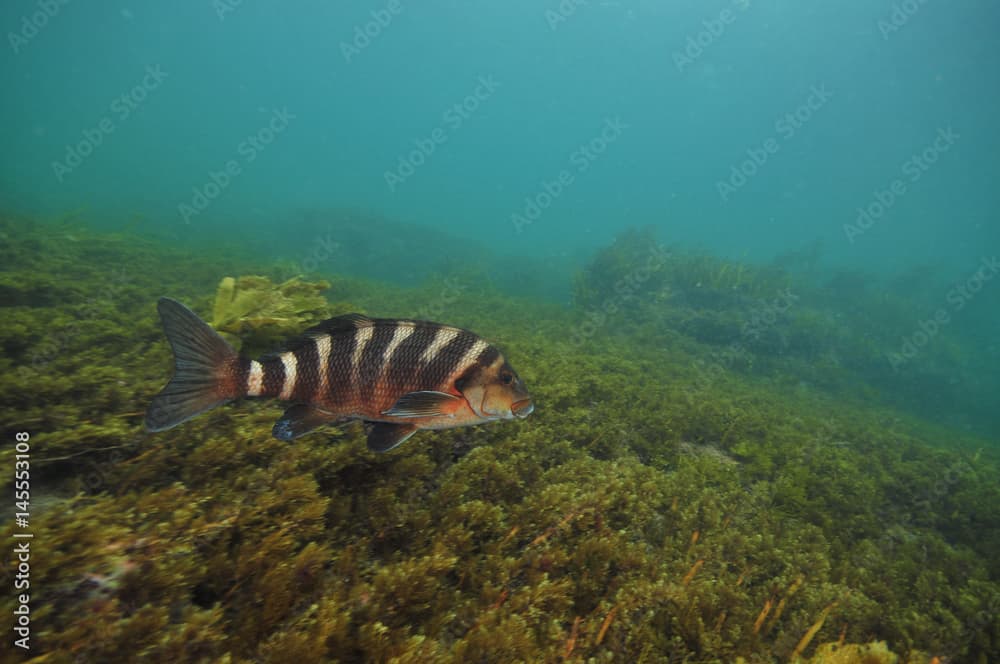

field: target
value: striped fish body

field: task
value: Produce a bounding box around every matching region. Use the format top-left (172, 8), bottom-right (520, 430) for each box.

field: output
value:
top-left (243, 315), bottom-right (510, 429)
top-left (146, 299), bottom-right (533, 452)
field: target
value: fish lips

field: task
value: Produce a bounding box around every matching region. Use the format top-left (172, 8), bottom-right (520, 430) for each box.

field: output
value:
top-left (511, 398), bottom-right (534, 419)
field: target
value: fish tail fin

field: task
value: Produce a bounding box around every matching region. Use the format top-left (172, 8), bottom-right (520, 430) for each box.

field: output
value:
top-left (145, 297), bottom-right (242, 432)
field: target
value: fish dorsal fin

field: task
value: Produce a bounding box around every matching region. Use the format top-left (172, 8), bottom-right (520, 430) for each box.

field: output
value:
top-left (302, 313), bottom-right (373, 336)
top-left (311, 315), bottom-right (470, 337)
top-left (366, 422), bottom-right (418, 453)
top-left (382, 391), bottom-right (462, 418)
top-left (272, 404), bottom-right (345, 441)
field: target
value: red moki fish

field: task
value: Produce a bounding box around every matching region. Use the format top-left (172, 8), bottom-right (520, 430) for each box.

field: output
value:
top-left (145, 298), bottom-right (534, 452)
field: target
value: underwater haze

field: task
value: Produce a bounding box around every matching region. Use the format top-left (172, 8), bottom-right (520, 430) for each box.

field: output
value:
top-left (2, 1), bottom-right (1000, 662)
top-left (3, 1), bottom-right (998, 267)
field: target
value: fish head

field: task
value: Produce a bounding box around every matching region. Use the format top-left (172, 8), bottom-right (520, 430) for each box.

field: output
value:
top-left (457, 356), bottom-right (533, 422)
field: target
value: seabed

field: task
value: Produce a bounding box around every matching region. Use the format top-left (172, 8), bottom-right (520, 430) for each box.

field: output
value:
top-left (1, 218), bottom-right (997, 663)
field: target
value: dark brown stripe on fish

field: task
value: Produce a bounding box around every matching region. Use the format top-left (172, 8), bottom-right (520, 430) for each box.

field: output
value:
top-left (291, 341), bottom-right (320, 402)
top-left (386, 323), bottom-right (440, 393)
top-left (453, 345), bottom-right (500, 390)
top-left (325, 327), bottom-right (358, 409)
top-left (234, 356), bottom-right (252, 396)
top-left (358, 323), bottom-right (397, 401)
top-left (449, 337), bottom-right (488, 382)
top-left (418, 329), bottom-right (478, 388)
top-left (260, 356), bottom-right (285, 397)
top-left (475, 344), bottom-right (500, 369)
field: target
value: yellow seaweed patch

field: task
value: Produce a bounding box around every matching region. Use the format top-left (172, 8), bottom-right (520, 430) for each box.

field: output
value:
top-left (211, 274), bottom-right (332, 353)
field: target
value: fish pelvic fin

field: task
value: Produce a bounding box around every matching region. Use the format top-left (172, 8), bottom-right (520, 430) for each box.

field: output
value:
top-left (145, 297), bottom-right (241, 432)
top-left (366, 422), bottom-right (418, 453)
top-left (272, 404), bottom-right (346, 441)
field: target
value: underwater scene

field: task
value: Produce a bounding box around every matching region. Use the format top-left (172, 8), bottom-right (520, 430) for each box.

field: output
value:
top-left (2, 2), bottom-right (999, 663)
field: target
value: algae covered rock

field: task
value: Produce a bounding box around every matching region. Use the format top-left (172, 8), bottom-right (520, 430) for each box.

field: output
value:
top-left (800, 640), bottom-right (903, 663)
top-left (211, 275), bottom-right (332, 353)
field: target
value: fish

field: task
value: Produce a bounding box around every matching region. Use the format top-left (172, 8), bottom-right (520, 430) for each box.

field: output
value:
top-left (145, 297), bottom-right (534, 452)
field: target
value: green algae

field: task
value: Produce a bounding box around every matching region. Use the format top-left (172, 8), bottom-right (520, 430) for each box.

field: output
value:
top-left (211, 274), bottom-right (335, 354)
top-left (574, 227), bottom-right (999, 441)
top-left (1, 216), bottom-right (998, 663)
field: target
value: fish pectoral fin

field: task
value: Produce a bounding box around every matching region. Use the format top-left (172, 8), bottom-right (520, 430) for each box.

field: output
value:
top-left (366, 422), bottom-right (418, 453)
top-left (272, 404), bottom-right (344, 441)
top-left (381, 391), bottom-right (462, 418)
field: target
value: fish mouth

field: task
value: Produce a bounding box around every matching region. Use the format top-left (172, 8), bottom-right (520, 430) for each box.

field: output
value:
top-left (511, 398), bottom-right (534, 419)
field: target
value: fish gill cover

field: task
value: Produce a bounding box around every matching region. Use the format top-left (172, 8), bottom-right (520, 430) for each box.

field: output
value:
top-left (1, 1), bottom-right (999, 663)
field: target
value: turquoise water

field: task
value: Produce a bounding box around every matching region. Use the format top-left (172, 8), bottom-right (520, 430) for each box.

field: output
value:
top-left (3, 1), bottom-right (996, 269)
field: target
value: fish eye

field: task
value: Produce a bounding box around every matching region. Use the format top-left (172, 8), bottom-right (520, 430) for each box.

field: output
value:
top-left (500, 371), bottom-right (514, 385)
